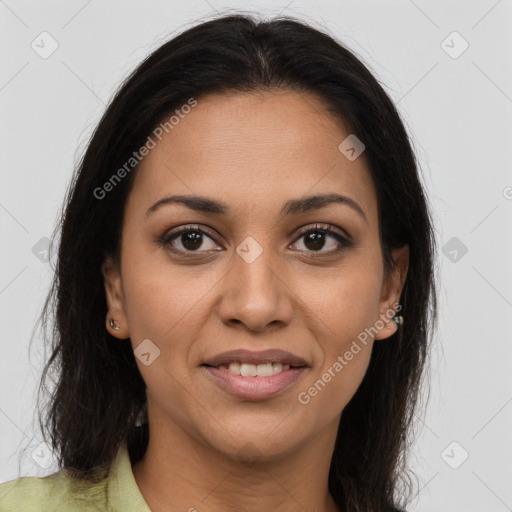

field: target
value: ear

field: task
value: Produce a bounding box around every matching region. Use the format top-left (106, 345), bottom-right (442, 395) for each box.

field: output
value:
top-left (101, 255), bottom-right (130, 340)
top-left (374, 244), bottom-right (409, 341)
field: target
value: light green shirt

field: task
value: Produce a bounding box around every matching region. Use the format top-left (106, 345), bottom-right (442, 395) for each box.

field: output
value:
top-left (0, 441), bottom-right (151, 511)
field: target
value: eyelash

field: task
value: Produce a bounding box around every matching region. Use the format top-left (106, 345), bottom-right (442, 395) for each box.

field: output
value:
top-left (158, 223), bottom-right (353, 259)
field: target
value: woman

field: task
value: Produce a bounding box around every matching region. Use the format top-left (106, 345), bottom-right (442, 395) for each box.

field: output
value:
top-left (0, 12), bottom-right (437, 512)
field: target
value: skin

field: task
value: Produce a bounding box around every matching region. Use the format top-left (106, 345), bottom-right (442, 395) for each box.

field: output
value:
top-left (102, 89), bottom-right (409, 512)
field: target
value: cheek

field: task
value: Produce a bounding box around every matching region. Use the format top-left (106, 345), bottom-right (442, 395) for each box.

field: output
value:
top-left (121, 259), bottom-right (203, 414)
top-left (308, 258), bottom-right (383, 341)
top-left (298, 259), bottom-right (381, 411)
top-left (298, 310), bottom-right (375, 418)
top-left (310, 345), bottom-right (372, 408)
top-left (120, 248), bottom-right (220, 396)
top-left (120, 247), bottom-right (212, 342)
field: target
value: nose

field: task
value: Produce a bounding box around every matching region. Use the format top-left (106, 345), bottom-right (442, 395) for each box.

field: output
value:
top-left (216, 244), bottom-right (294, 333)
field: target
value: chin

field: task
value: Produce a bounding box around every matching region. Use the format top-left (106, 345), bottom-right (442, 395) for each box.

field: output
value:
top-left (205, 424), bottom-right (302, 463)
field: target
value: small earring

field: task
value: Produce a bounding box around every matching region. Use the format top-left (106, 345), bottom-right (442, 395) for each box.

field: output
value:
top-left (392, 315), bottom-right (404, 325)
top-left (109, 318), bottom-right (120, 331)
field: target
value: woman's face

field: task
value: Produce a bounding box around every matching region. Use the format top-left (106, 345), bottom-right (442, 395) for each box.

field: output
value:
top-left (102, 89), bottom-right (408, 461)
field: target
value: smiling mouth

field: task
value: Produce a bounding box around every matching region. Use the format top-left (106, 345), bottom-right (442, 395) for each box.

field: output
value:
top-left (202, 361), bottom-right (305, 377)
top-left (201, 363), bottom-right (308, 401)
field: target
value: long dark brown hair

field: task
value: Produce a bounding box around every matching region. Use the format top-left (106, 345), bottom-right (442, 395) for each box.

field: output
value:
top-left (28, 12), bottom-right (437, 512)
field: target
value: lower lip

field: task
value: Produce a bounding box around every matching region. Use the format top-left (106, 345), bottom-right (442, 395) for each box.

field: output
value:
top-left (201, 365), bottom-right (308, 401)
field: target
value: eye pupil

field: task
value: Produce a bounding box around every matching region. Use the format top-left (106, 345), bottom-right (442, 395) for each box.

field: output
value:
top-left (162, 224), bottom-right (347, 258)
top-left (304, 231), bottom-right (325, 251)
top-left (182, 231), bottom-right (203, 250)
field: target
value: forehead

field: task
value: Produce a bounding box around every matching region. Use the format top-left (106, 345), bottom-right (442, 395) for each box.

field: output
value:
top-left (128, 89), bottom-right (377, 223)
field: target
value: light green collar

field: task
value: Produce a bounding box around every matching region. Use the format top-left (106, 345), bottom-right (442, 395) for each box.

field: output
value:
top-left (107, 441), bottom-right (152, 511)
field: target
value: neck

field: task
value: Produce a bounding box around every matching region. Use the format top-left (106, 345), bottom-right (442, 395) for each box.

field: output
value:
top-left (132, 413), bottom-right (341, 512)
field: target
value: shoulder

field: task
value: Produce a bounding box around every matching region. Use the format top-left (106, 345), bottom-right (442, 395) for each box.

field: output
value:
top-left (0, 469), bottom-right (109, 512)
top-left (0, 440), bottom-right (150, 512)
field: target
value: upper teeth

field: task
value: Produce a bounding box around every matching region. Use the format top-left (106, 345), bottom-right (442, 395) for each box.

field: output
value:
top-left (217, 362), bottom-right (291, 376)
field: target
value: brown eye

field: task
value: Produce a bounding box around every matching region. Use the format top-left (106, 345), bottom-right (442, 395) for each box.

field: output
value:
top-left (160, 225), bottom-right (221, 255)
top-left (158, 222), bottom-right (353, 259)
top-left (290, 224), bottom-right (353, 257)
top-left (177, 230), bottom-right (204, 251)
top-left (303, 231), bottom-right (329, 251)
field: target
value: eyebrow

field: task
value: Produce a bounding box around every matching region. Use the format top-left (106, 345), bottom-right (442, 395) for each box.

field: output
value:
top-left (146, 193), bottom-right (368, 223)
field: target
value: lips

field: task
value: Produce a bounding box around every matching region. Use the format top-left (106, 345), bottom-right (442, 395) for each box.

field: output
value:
top-left (202, 365), bottom-right (307, 400)
top-left (202, 349), bottom-right (308, 368)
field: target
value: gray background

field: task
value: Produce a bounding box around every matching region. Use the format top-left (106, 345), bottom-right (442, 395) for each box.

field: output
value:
top-left (1, 1), bottom-right (511, 511)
